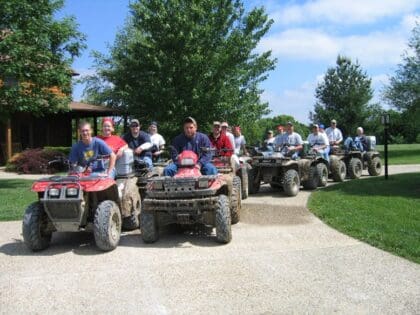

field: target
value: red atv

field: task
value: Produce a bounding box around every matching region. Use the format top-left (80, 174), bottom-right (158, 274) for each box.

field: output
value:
top-left (22, 155), bottom-right (141, 251)
top-left (140, 150), bottom-right (232, 244)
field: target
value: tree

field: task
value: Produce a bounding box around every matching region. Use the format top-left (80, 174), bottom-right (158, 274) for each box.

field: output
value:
top-left (0, 0), bottom-right (86, 120)
top-left (311, 55), bottom-right (376, 138)
top-left (83, 0), bottom-right (276, 138)
top-left (384, 22), bottom-right (420, 143)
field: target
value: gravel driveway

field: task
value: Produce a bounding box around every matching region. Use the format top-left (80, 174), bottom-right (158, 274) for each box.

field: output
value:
top-left (0, 165), bottom-right (419, 314)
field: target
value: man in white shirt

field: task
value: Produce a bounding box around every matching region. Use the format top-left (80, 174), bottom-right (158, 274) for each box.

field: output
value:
top-left (274, 121), bottom-right (303, 159)
top-left (264, 130), bottom-right (275, 149)
top-left (233, 126), bottom-right (248, 156)
top-left (325, 119), bottom-right (343, 147)
top-left (307, 124), bottom-right (329, 161)
top-left (221, 121), bottom-right (235, 149)
top-left (148, 121), bottom-right (165, 162)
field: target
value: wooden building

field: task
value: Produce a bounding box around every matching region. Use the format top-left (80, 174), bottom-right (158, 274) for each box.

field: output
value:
top-left (0, 102), bottom-right (119, 165)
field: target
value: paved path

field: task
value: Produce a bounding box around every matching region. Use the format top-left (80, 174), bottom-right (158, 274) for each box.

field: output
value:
top-left (0, 166), bottom-right (419, 314)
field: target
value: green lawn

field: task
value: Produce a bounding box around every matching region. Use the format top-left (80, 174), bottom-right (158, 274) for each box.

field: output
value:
top-left (308, 173), bottom-right (420, 264)
top-left (376, 143), bottom-right (420, 165)
top-left (0, 179), bottom-right (36, 221)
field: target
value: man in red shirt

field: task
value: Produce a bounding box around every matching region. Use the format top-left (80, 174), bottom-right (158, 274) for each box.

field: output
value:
top-left (209, 121), bottom-right (233, 157)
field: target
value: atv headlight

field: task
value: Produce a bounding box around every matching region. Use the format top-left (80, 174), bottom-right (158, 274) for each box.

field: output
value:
top-left (49, 188), bottom-right (60, 197)
top-left (198, 179), bottom-right (209, 188)
top-left (153, 181), bottom-right (163, 190)
top-left (66, 187), bottom-right (78, 197)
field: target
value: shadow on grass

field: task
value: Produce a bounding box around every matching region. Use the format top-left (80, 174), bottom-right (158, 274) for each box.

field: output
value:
top-left (318, 172), bottom-right (420, 199)
top-left (0, 179), bottom-right (33, 190)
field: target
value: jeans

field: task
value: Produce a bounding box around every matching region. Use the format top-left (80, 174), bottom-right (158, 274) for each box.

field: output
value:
top-left (135, 156), bottom-right (153, 169)
top-left (344, 137), bottom-right (364, 152)
top-left (164, 162), bottom-right (218, 177)
top-left (91, 168), bottom-right (116, 179)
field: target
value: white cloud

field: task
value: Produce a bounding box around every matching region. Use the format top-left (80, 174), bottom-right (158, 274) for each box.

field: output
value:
top-left (259, 27), bottom-right (408, 66)
top-left (73, 68), bottom-right (97, 77)
top-left (271, 0), bottom-right (420, 25)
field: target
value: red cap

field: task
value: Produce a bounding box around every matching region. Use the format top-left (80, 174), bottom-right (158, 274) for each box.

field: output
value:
top-left (102, 117), bottom-right (114, 127)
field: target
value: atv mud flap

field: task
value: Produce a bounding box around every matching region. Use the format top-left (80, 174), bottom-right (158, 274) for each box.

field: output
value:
top-left (143, 197), bottom-right (218, 226)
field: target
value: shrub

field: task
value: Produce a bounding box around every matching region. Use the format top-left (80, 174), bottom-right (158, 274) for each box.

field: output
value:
top-left (5, 148), bottom-right (66, 174)
top-left (416, 134), bottom-right (420, 144)
top-left (390, 134), bottom-right (406, 144)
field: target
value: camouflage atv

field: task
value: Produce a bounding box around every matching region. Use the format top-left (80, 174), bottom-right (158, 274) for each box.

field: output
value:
top-left (22, 152), bottom-right (141, 252)
top-left (140, 150), bottom-right (233, 244)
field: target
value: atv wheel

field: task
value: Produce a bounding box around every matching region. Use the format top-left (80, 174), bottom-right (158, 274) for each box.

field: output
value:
top-left (331, 159), bottom-right (346, 182)
top-left (348, 158), bottom-right (363, 179)
top-left (283, 169), bottom-right (300, 197)
top-left (247, 167), bottom-right (260, 194)
top-left (239, 167), bottom-right (249, 199)
top-left (316, 163), bottom-right (329, 187)
top-left (368, 157), bottom-right (382, 176)
top-left (140, 211), bottom-right (158, 243)
top-left (94, 200), bottom-right (121, 251)
top-left (303, 165), bottom-right (318, 190)
top-left (122, 200), bottom-right (141, 231)
top-left (215, 194), bottom-right (232, 244)
top-left (22, 202), bottom-right (52, 251)
top-left (230, 176), bottom-right (242, 224)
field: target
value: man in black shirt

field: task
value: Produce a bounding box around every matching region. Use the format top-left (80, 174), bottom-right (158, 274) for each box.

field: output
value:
top-left (122, 119), bottom-right (153, 168)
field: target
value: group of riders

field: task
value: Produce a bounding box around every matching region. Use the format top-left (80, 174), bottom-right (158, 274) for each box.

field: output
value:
top-left (69, 116), bottom-right (368, 178)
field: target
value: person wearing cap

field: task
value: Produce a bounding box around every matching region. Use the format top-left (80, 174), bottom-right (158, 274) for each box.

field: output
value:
top-left (264, 130), bottom-right (275, 148)
top-left (148, 121), bottom-right (166, 162)
top-left (274, 121), bottom-right (303, 159)
top-left (98, 117), bottom-right (128, 159)
top-left (122, 119), bottom-right (153, 169)
top-left (325, 119), bottom-right (343, 146)
top-left (232, 126), bottom-right (248, 155)
top-left (209, 121), bottom-right (233, 157)
top-left (307, 124), bottom-right (329, 161)
top-left (221, 121), bottom-right (235, 149)
top-left (164, 117), bottom-right (217, 176)
top-left (69, 121), bottom-right (116, 178)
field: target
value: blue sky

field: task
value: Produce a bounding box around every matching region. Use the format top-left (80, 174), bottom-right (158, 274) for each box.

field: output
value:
top-left (61, 0), bottom-right (420, 123)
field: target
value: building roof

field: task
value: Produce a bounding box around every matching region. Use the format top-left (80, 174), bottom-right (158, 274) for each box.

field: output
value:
top-left (69, 101), bottom-right (120, 115)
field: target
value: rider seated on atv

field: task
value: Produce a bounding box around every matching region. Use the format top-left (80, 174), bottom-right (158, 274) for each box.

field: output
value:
top-left (148, 121), bottom-right (166, 162)
top-left (98, 117), bottom-right (128, 159)
top-left (273, 121), bottom-right (303, 159)
top-left (122, 119), bottom-right (153, 169)
top-left (307, 124), bottom-right (330, 161)
top-left (209, 121), bottom-right (234, 157)
top-left (163, 117), bottom-right (218, 176)
top-left (344, 127), bottom-right (368, 152)
top-left (69, 121), bottom-right (116, 178)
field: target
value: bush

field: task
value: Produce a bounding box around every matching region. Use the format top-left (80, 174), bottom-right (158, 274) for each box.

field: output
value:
top-left (5, 148), bottom-right (66, 174)
top-left (416, 134), bottom-right (420, 144)
top-left (390, 134), bottom-right (406, 144)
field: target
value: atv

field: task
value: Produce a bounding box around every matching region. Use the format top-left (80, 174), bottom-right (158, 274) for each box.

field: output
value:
top-left (22, 152), bottom-right (141, 252)
top-left (297, 144), bottom-right (330, 189)
top-left (330, 136), bottom-right (382, 179)
top-left (140, 149), bottom-right (232, 244)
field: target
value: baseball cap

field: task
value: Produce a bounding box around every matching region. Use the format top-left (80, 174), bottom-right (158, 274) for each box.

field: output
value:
top-left (221, 122), bottom-right (229, 127)
top-left (312, 123), bottom-right (319, 128)
top-left (184, 116), bottom-right (197, 125)
top-left (213, 121), bottom-right (221, 126)
top-left (319, 124), bottom-right (325, 129)
top-left (150, 121), bottom-right (158, 127)
top-left (130, 119), bottom-right (140, 127)
top-left (331, 119), bottom-right (337, 124)
top-left (286, 121), bottom-right (293, 126)
top-left (102, 117), bottom-right (114, 127)
top-left (267, 130), bottom-right (273, 134)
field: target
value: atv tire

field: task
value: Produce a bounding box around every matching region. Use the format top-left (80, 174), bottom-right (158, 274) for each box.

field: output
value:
top-left (331, 159), bottom-right (346, 182)
top-left (239, 167), bottom-right (249, 199)
top-left (368, 156), bottom-right (382, 176)
top-left (215, 194), bottom-right (232, 244)
top-left (303, 165), bottom-right (318, 190)
top-left (247, 168), bottom-right (260, 194)
top-left (122, 213), bottom-right (140, 231)
top-left (140, 211), bottom-right (158, 243)
top-left (230, 176), bottom-right (242, 224)
top-left (94, 200), bottom-right (121, 251)
top-left (349, 157), bottom-right (363, 179)
top-left (283, 169), bottom-right (300, 197)
top-left (22, 202), bottom-right (52, 251)
top-left (317, 163), bottom-right (329, 187)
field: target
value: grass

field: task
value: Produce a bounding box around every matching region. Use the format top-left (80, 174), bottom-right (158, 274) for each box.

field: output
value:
top-left (0, 179), bottom-right (36, 221)
top-left (308, 173), bottom-right (420, 264)
top-left (376, 143), bottom-right (420, 165)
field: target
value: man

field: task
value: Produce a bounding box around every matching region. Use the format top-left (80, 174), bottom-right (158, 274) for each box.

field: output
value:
top-left (148, 121), bottom-right (165, 162)
top-left (325, 119), bottom-right (343, 146)
top-left (276, 125), bottom-right (285, 136)
top-left (209, 121), bottom-right (233, 156)
top-left (264, 130), bottom-right (275, 150)
top-left (164, 117), bottom-right (218, 176)
top-left (233, 126), bottom-right (248, 156)
top-left (98, 117), bottom-right (128, 159)
top-left (318, 123), bottom-right (330, 156)
top-left (307, 124), bottom-right (329, 161)
top-left (69, 121), bottom-right (116, 178)
top-left (344, 127), bottom-right (367, 152)
top-left (122, 119), bottom-right (153, 169)
top-left (274, 121), bottom-right (303, 159)
top-left (221, 121), bottom-right (235, 149)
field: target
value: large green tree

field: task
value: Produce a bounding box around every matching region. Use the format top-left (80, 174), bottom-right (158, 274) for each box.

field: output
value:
top-left (83, 0), bottom-right (276, 138)
top-left (0, 0), bottom-right (86, 120)
top-left (311, 55), bottom-right (378, 138)
top-left (384, 23), bottom-right (420, 143)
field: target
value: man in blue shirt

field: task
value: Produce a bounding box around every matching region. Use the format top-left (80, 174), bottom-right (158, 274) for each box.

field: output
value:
top-left (122, 119), bottom-right (153, 169)
top-left (164, 117), bottom-right (218, 176)
top-left (69, 121), bottom-right (116, 178)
